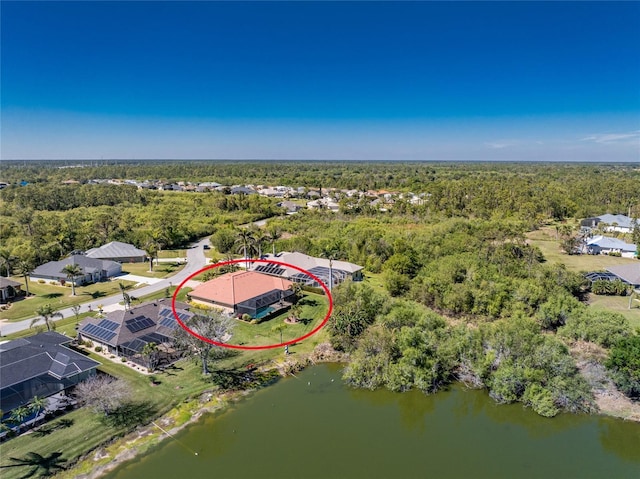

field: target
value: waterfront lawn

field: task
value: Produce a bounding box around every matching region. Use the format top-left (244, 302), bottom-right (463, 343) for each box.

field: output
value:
top-left (1, 279), bottom-right (137, 322)
top-left (0, 355), bottom-right (210, 479)
top-left (0, 319), bottom-right (330, 479)
top-left (121, 261), bottom-right (185, 279)
top-left (226, 293), bottom-right (329, 347)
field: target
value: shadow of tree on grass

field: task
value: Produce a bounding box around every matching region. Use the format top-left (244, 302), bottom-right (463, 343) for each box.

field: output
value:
top-left (99, 401), bottom-right (157, 429)
top-left (33, 418), bottom-right (74, 437)
top-left (42, 293), bottom-right (63, 299)
top-left (0, 451), bottom-right (66, 478)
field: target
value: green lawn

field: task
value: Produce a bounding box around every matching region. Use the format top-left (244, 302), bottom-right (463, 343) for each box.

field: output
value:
top-left (588, 294), bottom-right (640, 330)
top-left (227, 293), bottom-right (329, 347)
top-left (527, 233), bottom-right (638, 274)
top-left (122, 261), bottom-right (185, 279)
top-left (0, 279), bottom-right (137, 322)
top-left (1, 311), bottom-right (96, 341)
top-left (0, 308), bottom-right (328, 479)
top-left (0, 355), bottom-right (211, 479)
top-left (157, 249), bottom-right (187, 259)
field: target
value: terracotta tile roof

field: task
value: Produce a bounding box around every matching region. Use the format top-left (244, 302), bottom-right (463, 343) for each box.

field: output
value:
top-left (190, 271), bottom-right (293, 306)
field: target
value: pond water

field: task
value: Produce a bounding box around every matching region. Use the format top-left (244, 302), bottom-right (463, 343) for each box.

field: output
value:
top-left (106, 364), bottom-right (640, 479)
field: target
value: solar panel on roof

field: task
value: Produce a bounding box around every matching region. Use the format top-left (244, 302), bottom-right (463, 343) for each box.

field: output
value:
top-left (125, 316), bottom-right (155, 333)
top-left (159, 316), bottom-right (177, 328)
top-left (97, 319), bottom-right (119, 331)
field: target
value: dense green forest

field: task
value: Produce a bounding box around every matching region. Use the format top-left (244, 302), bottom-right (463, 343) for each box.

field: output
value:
top-left (1, 161), bottom-right (638, 416)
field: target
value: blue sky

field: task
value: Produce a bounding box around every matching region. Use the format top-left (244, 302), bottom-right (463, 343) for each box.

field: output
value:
top-left (2, 1), bottom-right (639, 161)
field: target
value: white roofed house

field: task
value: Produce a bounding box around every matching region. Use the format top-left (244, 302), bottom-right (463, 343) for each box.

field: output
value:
top-left (85, 241), bottom-right (147, 263)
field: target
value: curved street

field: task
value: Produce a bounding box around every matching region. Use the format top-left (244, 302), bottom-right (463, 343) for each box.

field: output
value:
top-left (0, 236), bottom-right (211, 336)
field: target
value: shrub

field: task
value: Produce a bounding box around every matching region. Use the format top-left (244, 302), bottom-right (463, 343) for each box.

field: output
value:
top-left (38, 279), bottom-right (46, 284)
top-left (242, 313), bottom-right (251, 321)
top-left (608, 251), bottom-right (622, 257)
top-left (94, 346), bottom-right (102, 353)
top-left (250, 319), bottom-right (258, 324)
top-left (121, 357), bottom-right (127, 362)
top-left (559, 310), bottom-right (632, 348)
top-left (606, 335), bottom-right (640, 399)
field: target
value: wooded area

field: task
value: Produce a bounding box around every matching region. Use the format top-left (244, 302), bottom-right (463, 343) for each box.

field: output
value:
top-left (1, 161), bottom-right (638, 416)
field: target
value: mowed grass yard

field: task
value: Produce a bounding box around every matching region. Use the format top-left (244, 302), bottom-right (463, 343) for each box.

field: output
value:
top-left (588, 294), bottom-right (640, 329)
top-left (121, 261), bottom-right (185, 279)
top-left (0, 355), bottom-right (211, 479)
top-left (527, 227), bottom-right (638, 273)
top-left (227, 293), bottom-right (329, 347)
top-left (0, 279), bottom-right (137, 322)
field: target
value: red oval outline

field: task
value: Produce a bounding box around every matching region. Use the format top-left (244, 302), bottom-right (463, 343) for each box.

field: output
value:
top-left (172, 258), bottom-right (334, 350)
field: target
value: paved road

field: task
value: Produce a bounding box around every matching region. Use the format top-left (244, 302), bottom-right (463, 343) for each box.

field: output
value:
top-left (0, 237), bottom-right (211, 336)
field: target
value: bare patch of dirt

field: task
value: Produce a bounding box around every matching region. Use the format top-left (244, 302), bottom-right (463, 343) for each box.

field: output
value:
top-left (570, 341), bottom-right (640, 422)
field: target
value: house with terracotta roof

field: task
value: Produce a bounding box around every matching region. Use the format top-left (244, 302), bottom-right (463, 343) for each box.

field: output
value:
top-left (189, 271), bottom-right (295, 319)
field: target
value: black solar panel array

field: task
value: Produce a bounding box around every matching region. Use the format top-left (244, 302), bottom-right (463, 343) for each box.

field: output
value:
top-left (97, 319), bottom-right (119, 331)
top-left (255, 264), bottom-right (286, 276)
top-left (125, 316), bottom-right (155, 333)
top-left (81, 323), bottom-right (117, 342)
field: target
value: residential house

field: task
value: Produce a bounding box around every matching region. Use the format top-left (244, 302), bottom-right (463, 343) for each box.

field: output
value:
top-left (0, 332), bottom-right (100, 418)
top-left (77, 299), bottom-right (193, 367)
top-left (585, 236), bottom-right (637, 258)
top-left (252, 252), bottom-right (364, 289)
top-left (189, 271), bottom-right (294, 319)
top-left (230, 186), bottom-right (256, 195)
top-left (85, 241), bottom-right (148, 263)
top-left (581, 214), bottom-right (638, 234)
top-left (0, 278), bottom-right (23, 303)
top-left (605, 264), bottom-right (640, 289)
top-left (277, 200), bottom-right (303, 214)
top-left (31, 255), bottom-right (122, 285)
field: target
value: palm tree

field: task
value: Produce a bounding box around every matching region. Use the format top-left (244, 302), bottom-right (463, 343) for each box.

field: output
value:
top-left (15, 260), bottom-right (32, 297)
top-left (0, 249), bottom-right (16, 278)
top-left (31, 304), bottom-right (63, 332)
top-left (29, 396), bottom-right (47, 419)
top-left (61, 264), bottom-right (82, 296)
top-left (265, 226), bottom-right (282, 256)
top-left (235, 229), bottom-right (256, 269)
top-left (271, 323), bottom-right (287, 344)
top-left (9, 406), bottom-right (31, 433)
top-left (253, 230), bottom-right (268, 258)
top-left (144, 239), bottom-right (159, 272)
top-left (141, 342), bottom-right (159, 372)
top-left (119, 282), bottom-right (131, 311)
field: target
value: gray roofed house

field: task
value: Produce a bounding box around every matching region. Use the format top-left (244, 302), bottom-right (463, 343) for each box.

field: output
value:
top-left (31, 255), bottom-right (122, 285)
top-left (0, 277), bottom-right (23, 303)
top-left (85, 241), bottom-right (147, 263)
top-left (0, 332), bottom-right (100, 416)
top-left (582, 214), bottom-right (637, 234)
top-left (78, 299), bottom-right (193, 369)
top-left (251, 251), bottom-right (364, 289)
top-left (605, 264), bottom-right (640, 288)
top-left (230, 186), bottom-right (256, 195)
